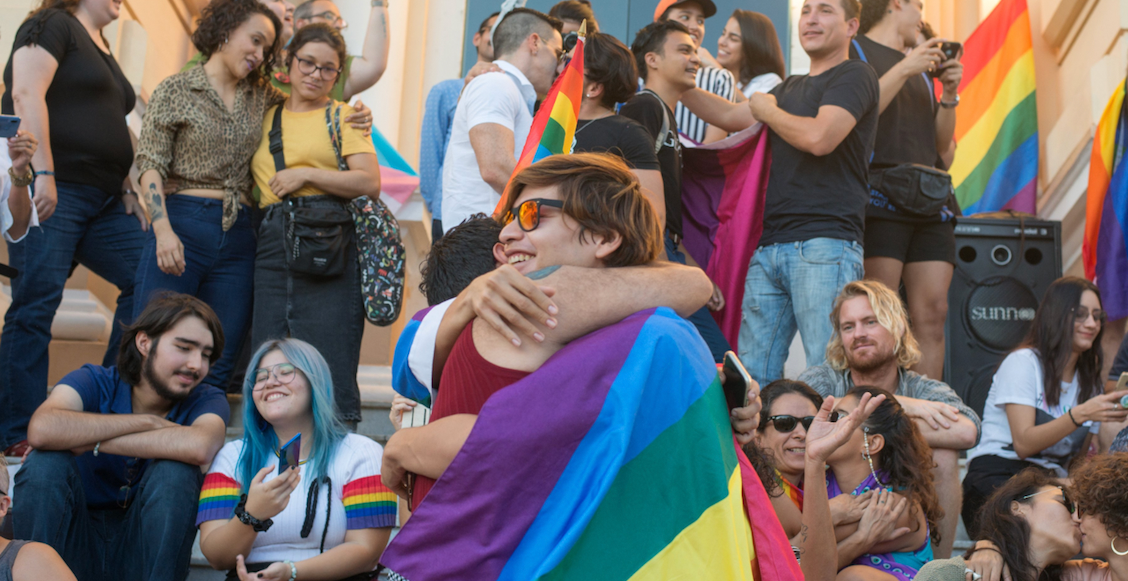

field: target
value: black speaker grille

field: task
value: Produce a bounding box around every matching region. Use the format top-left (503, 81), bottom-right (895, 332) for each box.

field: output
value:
top-left (963, 276), bottom-right (1039, 351)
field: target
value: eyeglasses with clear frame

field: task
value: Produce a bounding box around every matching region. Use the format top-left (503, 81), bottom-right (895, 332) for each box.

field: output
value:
top-left (1072, 306), bottom-right (1107, 325)
top-left (253, 363), bottom-right (298, 389)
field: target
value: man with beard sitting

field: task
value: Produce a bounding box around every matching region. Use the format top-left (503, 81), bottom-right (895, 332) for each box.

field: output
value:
top-left (14, 293), bottom-right (230, 581)
top-left (798, 279), bottom-right (979, 557)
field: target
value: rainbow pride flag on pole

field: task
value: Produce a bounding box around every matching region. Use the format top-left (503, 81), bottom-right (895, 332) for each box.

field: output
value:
top-left (949, 0), bottom-right (1038, 214)
top-left (491, 21), bottom-right (586, 217)
top-left (1084, 79), bottom-right (1128, 320)
top-left (379, 308), bottom-right (802, 581)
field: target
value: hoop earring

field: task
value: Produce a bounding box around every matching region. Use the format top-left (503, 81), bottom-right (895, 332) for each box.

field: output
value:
top-left (862, 428), bottom-right (884, 488)
top-left (1113, 537), bottom-right (1128, 557)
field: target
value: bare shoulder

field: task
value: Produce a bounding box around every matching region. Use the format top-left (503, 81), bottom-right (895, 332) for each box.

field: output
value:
top-left (12, 541), bottom-right (76, 580)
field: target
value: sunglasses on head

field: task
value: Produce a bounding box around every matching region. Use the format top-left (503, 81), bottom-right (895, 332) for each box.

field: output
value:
top-left (502, 198), bottom-right (564, 232)
top-left (761, 411), bottom-right (840, 433)
top-left (1021, 486), bottom-right (1076, 514)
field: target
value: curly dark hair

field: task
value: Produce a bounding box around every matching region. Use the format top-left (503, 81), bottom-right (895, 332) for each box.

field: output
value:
top-left (419, 214), bottom-right (502, 306)
top-left (192, 0), bottom-right (282, 84)
top-left (744, 379), bottom-right (825, 498)
top-left (1071, 453), bottom-right (1128, 540)
top-left (848, 385), bottom-right (944, 545)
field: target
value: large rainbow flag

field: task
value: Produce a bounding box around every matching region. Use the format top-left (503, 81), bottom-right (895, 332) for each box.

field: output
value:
top-left (491, 23), bottom-right (586, 217)
top-left (379, 307), bottom-right (802, 581)
top-left (680, 125), bottom-right (771, 351)
top-left (948, 0), bottom-right (1038, 214)
top-left (1084, 79), bottom-right (1128, 320)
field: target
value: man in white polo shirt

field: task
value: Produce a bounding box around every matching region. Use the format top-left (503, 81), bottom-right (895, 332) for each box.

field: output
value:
top-left (440, 7), bottom-right (564, 232)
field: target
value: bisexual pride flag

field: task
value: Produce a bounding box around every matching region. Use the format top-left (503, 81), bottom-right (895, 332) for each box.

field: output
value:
top-left (371, 126), bottom-right (420, 207)
top-left (491, 22), bottom-right (586, 217)
top-left (948, 0), bottom-right (1038, 214)
top-left (1084, 79), bottom-right (1128, 320)
top-left (680, 125), bottom-right (772, 351)
top-left (379, 307), bottom-right (802, 581)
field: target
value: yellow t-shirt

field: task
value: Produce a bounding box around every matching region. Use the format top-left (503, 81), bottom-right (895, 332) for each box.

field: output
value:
top-left (251, 102), bottom-right (376, 207)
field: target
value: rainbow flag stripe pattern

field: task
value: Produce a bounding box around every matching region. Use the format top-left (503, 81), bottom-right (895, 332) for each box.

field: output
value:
top-left (1084, 79), bottom-right (1128, 320)
top-left (491, 27), bottom-right (585, 217)
top-left (776, 470), bottom-right (804, 511)
top-left (949, 0), bottom-right (1037, 214)
top-left (342, 475), bottom-right (397, 529)
top-left (379, 308), bottom-right (803, 581)
top-left (196, 473), bottom-right (241, 525)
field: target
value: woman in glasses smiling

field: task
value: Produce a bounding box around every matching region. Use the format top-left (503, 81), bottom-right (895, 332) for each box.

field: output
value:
top-left (963, 277), bottom-right (1128, 539)
top-left (197, 338), bottom-right (394, 580)
top-left (249, 23), bottom-right (383, 430)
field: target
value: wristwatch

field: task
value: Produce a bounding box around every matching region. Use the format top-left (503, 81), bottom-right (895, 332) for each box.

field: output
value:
top-left (233, 494), bottom-right (273, 532)
top-left (940, 94), bottom-right (960, 108)
top-left (371, 0), bottom-right (385, 6)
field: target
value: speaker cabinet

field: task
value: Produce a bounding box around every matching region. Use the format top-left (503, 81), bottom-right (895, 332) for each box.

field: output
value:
top-left (944, 216), bottom-right (1062, 419)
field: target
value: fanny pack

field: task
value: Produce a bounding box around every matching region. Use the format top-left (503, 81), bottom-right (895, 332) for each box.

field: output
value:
top-left (868, 163), bottom-right (952, 218)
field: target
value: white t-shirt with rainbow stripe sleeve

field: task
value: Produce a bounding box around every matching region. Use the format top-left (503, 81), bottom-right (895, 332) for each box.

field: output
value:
top-left (196, 433), bottom-right (395, 563)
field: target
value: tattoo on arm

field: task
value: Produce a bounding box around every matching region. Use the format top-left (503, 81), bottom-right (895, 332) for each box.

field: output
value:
top-left (147, 183), bottom-right (165, 222)
top-left (799, 524), bottom-right (808, 555)
top-left (528, 265), bottom-right (561, 280)
top-left (379, 14), bottom-right (386, 36)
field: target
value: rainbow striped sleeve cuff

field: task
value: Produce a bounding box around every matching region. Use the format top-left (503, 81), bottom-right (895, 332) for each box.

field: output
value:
top-left (197, 473), bottom-right (241, 526)
top-left (342, 475), bottom-right (397, 529)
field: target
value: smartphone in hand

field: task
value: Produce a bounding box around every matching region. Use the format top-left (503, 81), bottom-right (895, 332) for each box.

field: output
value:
top-left (930, 41), bottom-right (962, 78)
top-left (277, 433), bottom-right (301, 474)
top-left (0, 115), bottom-right (20, 139)
top-left (722, 351), bottom-right (752, 412)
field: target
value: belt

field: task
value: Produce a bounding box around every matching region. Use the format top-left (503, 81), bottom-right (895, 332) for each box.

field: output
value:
top-left (666, 230), bottom-right (681, 246)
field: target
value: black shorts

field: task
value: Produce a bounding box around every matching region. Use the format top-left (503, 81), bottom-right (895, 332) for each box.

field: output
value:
top-left (864, 216), bottom-right (956, 264)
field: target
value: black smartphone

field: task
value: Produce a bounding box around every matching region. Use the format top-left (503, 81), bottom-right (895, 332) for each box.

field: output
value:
top-left (277, 433), bottom-right (301, 474)
top-left (722, 351), bottom-right (752, 412)
top-left (0, 115), bottom-right (19, 139)
top-left (930, 42), bottom-right (962, 78)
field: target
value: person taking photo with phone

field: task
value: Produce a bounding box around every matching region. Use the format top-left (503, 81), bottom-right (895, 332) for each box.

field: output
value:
top-left (1, 128), bottom-right (39, 242)
top-left (197, 338), bottom-right (394, 581)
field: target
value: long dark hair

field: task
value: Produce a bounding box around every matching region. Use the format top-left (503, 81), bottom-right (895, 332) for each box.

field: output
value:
top-left (118, 293), bottom-right (225, 387)
top-left (849, 385), bottom-right (943, 544)
top-left (745, 380), bottom-right (824, 497)
top-left (1020, 277), bottom-right (1104, 408)
top-left (968, 468), bottom-right (1065, 581)
top-left (730, 10), bottom-right (786, 85)
top-left (192, 0), bottom-right (283, 84)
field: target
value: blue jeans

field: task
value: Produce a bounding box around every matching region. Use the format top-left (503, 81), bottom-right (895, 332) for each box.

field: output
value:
top-left (133, 196), bottom-right (255, 392)
top-left (13, 450), bottom-right (203, 581)
top-left (738, 238), bottom-right (864, 385)
top-left (665, 235), bottom-right (731, 363)
top-left (0, 181), bottom-right (145, 447)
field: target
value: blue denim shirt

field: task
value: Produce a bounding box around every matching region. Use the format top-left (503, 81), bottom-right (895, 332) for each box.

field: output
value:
top-left (418, 79), bottom-right (463, 220)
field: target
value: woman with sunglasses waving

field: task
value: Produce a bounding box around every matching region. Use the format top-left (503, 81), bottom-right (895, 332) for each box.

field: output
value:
top-left (197, 339), bottom-right (394, 580)
top-left (963, 277), bottom-right (1128, 539)
top-left (825, 386), bottom-right (943, 580)
top-left (917, 468), bottom-right (1080, 581)
top-left (248, 23), bottom-right (382, 430)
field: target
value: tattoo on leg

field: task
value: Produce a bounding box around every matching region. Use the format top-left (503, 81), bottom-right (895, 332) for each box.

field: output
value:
top-left (147, 183), bottom-right (165, 222)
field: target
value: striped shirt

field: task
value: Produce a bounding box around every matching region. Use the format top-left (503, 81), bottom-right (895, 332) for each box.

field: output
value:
top-left (675, 66), bottom-right (736, 144)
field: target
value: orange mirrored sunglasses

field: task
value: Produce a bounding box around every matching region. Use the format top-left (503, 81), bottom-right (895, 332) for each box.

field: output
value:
top-left (503, 198), bottom-right (564, 232)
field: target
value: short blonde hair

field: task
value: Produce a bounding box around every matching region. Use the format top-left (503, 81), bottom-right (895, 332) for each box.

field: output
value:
top-left (0, 454), bottom-right (8, 495)
top-left (825, 280), bottom-right (921, 371)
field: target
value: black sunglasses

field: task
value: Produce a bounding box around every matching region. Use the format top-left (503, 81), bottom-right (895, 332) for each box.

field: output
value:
top-left (1021, 486), bottom-right (1076, 514)
top-left (503, 198), bottom-right (565, 232)
top-left (761, 411), bottom-right (840, 433)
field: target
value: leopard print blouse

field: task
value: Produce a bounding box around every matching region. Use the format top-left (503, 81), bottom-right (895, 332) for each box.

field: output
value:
top-left (135, 64), bottom-right (286, 230)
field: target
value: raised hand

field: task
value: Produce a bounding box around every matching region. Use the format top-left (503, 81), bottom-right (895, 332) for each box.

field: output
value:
top-left (805, 392), bottom-right (886, 465)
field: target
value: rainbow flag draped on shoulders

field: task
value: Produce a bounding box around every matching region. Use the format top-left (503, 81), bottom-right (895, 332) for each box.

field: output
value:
top-left (1084, 79), bottom-right (1128, 320)
top-left (491, 22), bottom-right (586, 217)
top-left (949, 0), bottom-right (1038, 214)
top-left (379, 307), bottom-right (801, 581)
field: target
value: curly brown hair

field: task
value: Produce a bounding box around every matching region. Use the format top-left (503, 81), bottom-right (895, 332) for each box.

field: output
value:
top-left (848, 386), bottom-right (944, 545)
top-left (192, 0), bottom-right (282, 84)
top-left (1071, 453), bottom-right (1128, 539)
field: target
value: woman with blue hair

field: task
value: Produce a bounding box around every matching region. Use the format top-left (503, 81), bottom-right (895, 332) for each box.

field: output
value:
top-left (195, 339), bottom-right (394, 580)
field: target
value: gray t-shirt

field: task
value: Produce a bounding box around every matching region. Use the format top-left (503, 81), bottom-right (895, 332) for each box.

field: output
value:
top-left (797, 362), bottom-right (982, 446)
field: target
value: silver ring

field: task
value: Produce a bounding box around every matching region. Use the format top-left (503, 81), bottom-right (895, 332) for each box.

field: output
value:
top-left (965, 569), bottom-right (982, 581)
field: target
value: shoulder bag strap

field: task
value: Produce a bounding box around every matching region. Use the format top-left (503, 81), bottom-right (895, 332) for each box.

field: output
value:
top-left (640, 89), bottom-right (671, 154)
top-left (325, 103), bottom-right (349, 171)
top-left (269, 105), bottom-right (286, 171)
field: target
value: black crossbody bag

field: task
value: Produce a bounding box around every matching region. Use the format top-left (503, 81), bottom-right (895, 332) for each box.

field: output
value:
top-left (268, 104), bottom-right (353, 278)
top-left (868, 163), bottom-right (953, 217)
